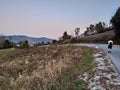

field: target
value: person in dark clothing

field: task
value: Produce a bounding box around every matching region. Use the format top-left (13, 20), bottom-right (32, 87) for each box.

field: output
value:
top-left (108, 40), bottom-right (113, 53)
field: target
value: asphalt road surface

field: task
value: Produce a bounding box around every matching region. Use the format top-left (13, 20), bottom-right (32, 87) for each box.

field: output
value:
top-left (78, 44), bottom-right (120, 74)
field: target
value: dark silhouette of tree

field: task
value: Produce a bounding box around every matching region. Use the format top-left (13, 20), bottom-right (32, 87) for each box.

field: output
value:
top-left (95, 22), bottom-right (105, 33)
top-left (89, 24), bottom-right (95, 32)
top-left (58, 31), bottom-right (72, 43)
top-left (83, 21), bottom-right (107, 36)
top-left (61, 31), bottom-right (71, 40)
top-left (62, 31), bottom-right (68, 40)
top-left (52, 40), bottom-right (57, 44)
top-left (83, 28), bottom-right (89, 36)
top-left (18, 40), bottom-right (29, 49)
top-left (3, 40), bottom-right (11, 48)
top-left (110, 7), bottom-right (120, 39)
top-left (42, 41), bottom-right (44, 45)
top-left (0, 35), bottom-right (5, 49)
top-left (0, 35), bottom-right (13, 49)
top-left (75, 28), bottom-right (80, 37)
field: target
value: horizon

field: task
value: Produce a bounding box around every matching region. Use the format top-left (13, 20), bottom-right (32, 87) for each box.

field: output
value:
top-left (6, 34), bottom-right (55, 39)
top-left (0, 0), bottom-right (120, 39)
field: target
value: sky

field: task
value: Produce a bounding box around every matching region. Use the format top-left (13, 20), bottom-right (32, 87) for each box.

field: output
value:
top-left (0, 0), bottom-right (120, 39)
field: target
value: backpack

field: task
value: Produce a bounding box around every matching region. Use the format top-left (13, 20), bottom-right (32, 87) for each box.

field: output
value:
top-left (110, 42), bottom-right (112, 46)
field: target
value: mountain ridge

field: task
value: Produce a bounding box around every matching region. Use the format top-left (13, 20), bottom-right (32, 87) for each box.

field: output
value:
top-left (5, 35), bottom-right (54, 45)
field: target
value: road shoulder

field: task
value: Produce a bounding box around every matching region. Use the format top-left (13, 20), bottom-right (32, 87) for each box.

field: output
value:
top-left (79, 48), bottom-right (120, 89)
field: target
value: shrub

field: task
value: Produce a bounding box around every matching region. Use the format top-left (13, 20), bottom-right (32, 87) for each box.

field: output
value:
top-left (18, 40), bottom-right (29, 49)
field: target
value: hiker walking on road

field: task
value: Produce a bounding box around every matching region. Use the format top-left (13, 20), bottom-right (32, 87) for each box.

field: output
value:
top-left (108, 40), bottom-right (113, 53)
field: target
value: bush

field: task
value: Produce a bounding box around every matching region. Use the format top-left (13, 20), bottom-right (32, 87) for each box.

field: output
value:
top-left (0, 40), bottom-right (13, 49)
top-left (18, 40), bottom-right (29, 49)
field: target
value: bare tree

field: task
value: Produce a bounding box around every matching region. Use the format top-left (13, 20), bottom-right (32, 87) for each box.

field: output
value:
top-left (75, 28), bottom-right (80, 37)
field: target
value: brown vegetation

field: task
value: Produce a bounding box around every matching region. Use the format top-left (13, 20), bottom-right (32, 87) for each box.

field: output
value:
top-left (79, 30), bottom-right (115, 43)
top-left (0, 45), bottom-right (89, 90)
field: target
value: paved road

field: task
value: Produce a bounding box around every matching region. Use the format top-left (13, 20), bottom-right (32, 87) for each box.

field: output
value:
top-left (77, 44), bottom-right (120, 74)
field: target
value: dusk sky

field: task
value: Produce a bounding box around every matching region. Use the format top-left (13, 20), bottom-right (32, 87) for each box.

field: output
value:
top-left (0, 0), bottom-right (120, 39)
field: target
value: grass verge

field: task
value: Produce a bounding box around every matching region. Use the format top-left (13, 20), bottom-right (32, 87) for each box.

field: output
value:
top-left (51, 48), bottom-right (95, 90)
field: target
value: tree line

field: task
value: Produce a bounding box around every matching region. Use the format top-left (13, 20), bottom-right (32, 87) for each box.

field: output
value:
top-left (83, 22), bottom-right (111, 36)
top-left (110, 7), bottom-right (120, 41)
top-left (0, 35), bottom-right (29, 49)
top-left (57, 7), bottom-right (120, 44)
top-left (0, 7), bottom-right (120, 48)
top-left (0, 35), bottom-right (13, 49)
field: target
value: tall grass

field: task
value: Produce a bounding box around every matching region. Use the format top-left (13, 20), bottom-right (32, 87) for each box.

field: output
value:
top-left (0, 46), bottom-right (95, 90)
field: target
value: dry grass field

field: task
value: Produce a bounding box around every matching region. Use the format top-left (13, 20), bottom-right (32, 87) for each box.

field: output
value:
top-left (79, 30), bottom-right (115, 43)
top-left (0, 45), bottom-right (94, 90)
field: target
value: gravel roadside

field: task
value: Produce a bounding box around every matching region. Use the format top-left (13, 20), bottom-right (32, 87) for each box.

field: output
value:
top-left (78, 48), bottom-right (120, 90)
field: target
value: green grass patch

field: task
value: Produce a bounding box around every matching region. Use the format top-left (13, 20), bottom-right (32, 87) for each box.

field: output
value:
top-left (51, 48), bottom-right (95, 90)
top-left (76, 49), bottom-right (95, 73)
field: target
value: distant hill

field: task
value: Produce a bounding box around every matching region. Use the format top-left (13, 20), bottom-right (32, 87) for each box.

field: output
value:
top-left (5, 35), bottom-right (54, 45)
